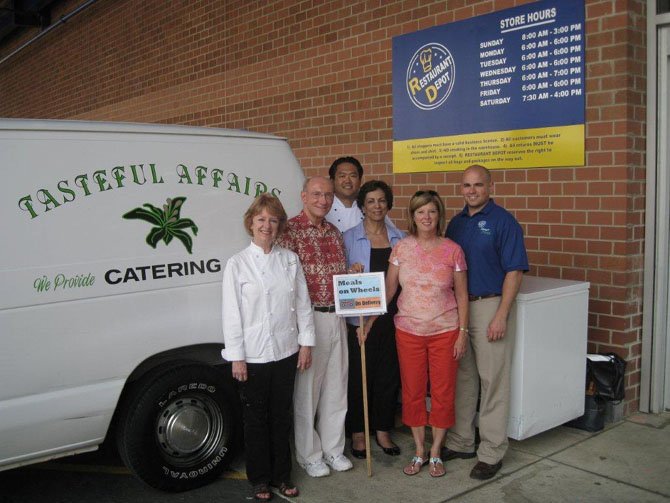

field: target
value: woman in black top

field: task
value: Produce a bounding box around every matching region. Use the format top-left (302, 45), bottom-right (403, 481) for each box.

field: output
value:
top-left (342, 180), bottom-right (405, 458)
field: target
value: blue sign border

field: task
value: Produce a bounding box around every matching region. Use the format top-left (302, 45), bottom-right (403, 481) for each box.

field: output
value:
top-left (392, 0), bottom-right (585, 141)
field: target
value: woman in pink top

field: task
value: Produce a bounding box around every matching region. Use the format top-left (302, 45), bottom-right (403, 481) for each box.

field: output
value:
top-left (361, 190), bottom-right (468, 478)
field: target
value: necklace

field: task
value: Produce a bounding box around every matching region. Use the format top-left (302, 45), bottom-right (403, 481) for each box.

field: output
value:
top-left (417, 236), bottom-right (439, 252)
top-left (364, 222), bottom-right (386, 236)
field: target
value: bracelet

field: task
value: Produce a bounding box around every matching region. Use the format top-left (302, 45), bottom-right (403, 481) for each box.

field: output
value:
top-left (459, 327), bottom-right (469, 333)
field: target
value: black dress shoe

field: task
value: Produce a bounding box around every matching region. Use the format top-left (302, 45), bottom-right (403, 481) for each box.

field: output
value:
top-left (375, 438), bottom-right (400, 456)
top-left (469, 460), bottom-right (502, 480)
top-left (350, 442), bottom-right (366, 459)
top-left (441, 447), bottom-right (477, 461)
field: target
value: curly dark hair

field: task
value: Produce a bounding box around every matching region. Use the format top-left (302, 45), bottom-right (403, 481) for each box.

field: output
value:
top-left (356, 180), bottom-right (394, 211)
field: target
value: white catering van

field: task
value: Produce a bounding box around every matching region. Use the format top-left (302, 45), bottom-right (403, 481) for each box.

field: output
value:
top-left (0, 119), bottom-right (304, 491)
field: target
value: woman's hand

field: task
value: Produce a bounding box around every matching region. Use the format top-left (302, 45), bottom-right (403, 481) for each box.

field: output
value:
top-left (357, 317), bottom-right (377, 345)
top-left (297, 346), bottom-right (312, 371)
top-left (232, 360), bottom-right (247, 382)
top-left (349, 262), bottom-right (364, 274)
top-left (356, 325), bottom-right (368, 345)
top-left (453, 330), bottom-right (468, 360)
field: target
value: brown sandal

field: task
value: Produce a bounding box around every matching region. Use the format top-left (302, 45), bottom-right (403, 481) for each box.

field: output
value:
top-left (403, 455), bottom-right (428, 476)
top-left (429, 457), bottom-right (446, 478)
top-left (271, 481), bottom-right (299, 497)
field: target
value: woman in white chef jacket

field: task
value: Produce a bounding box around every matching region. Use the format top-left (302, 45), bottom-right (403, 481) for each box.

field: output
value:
top-left (222, 193), bottom-right (315, 500)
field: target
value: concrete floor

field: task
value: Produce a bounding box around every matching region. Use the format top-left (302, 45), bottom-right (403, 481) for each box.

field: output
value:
top-left (272, 412), bottom-right (670, 502)
top-left (5, 412), bottom-right (667, 502)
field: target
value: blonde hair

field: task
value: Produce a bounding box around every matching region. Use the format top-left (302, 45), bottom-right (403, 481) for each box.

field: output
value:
top-left (407, 190), bottom-right (446, 236)
top-left (243, 193), bottom-right (288, 236)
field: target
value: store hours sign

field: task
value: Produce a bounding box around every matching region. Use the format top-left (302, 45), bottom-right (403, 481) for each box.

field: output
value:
top-left (392, 0), bottom-right (585, 172)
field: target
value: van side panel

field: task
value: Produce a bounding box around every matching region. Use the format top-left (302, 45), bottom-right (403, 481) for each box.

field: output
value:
top-left (0, 121), bottom-right (304, 469)
top-left (0, 380), bottom-right (121, 468)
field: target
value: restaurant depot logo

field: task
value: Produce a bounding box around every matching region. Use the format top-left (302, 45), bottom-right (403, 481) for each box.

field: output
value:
top-left (406, 43), bottom-right (456, 110)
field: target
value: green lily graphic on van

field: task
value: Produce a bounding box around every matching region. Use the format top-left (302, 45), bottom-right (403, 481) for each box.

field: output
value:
top-left (123, 197), bottom-right (198, 254)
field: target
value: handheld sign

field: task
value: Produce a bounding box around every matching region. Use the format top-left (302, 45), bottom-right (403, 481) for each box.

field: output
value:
top-left (333, 272), bottom-right (387, 317)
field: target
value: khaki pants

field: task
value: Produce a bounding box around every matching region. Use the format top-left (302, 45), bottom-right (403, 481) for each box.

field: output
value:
top-left (293, 311), bottom-right (348, 465)
top-left (446, 297), bottom-right (515, 465)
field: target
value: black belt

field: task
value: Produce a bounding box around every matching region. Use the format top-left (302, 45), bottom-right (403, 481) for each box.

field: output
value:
top-left (313, 305), bottom-right (336, 313)
top-left (468, 293), bottom-right (501, 302)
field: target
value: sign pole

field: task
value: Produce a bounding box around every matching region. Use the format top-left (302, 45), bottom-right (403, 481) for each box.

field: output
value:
top-left (332, 271), bottom-right (386, 478)
top-left (360, 314), bottom-right (372, 477)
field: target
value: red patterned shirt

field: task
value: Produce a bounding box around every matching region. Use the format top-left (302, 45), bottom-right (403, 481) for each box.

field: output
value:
top-left (277, 210), bottom-right (347, 307)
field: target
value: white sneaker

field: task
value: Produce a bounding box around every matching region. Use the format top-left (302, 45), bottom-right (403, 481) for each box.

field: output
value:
top-left (300, 459), bottom-right (330, 477)
top-left (324, 454), bottom-right (353, 472)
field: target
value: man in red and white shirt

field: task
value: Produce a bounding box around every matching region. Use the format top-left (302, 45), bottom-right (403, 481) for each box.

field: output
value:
top-left (277, 176), bottom-right (353, 477)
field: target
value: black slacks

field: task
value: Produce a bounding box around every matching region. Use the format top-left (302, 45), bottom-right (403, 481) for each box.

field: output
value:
top-left (346, 314), bottom-right (400, 433)
top-left (238, 352), bottom-right (298, 485)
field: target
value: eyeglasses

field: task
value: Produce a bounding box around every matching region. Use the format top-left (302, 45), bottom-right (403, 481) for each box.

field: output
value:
top-left (413, 190), bottom-right (439, 198)
top-left (308, 191), bottom-right (335, 201)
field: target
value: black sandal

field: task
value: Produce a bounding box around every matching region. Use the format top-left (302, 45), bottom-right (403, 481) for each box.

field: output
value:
top-left (253, 483), bottom-right (273, 501)
top-left (271, 481), bottom-right (299, 498)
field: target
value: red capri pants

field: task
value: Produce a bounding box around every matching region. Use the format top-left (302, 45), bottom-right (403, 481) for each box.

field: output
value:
top-left (395, 327), bottom-right (459, 429)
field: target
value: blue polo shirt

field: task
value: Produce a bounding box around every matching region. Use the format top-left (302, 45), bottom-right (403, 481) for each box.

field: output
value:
top-left (446, 199), bottom-right (528, 296)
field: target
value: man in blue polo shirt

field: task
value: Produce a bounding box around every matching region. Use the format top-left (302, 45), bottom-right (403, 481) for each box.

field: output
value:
top-left (442, 164), bottom-right (528, 480)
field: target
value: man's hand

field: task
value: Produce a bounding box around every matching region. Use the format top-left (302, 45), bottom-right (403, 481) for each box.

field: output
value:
top-left (487, 314), bottom-right (507, 341)
top-left (297, 346), bottom-right (312, 371)
top-left (487, 270), bottom-right (523, 341)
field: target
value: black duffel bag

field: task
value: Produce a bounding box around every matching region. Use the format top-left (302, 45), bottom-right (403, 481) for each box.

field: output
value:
top-left (587, 352), bottom-right (627, 402)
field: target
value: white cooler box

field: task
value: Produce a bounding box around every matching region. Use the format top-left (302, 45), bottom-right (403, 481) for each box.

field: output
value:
top-left (507, 276), bottom-right (590, 440)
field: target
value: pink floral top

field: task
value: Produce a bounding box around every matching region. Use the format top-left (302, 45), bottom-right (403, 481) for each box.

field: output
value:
top-left (389, 236), bottom-right (467, 336)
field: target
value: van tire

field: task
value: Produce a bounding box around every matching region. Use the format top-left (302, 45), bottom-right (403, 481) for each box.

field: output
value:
top-left (115, 363), bottom-right (239, 492)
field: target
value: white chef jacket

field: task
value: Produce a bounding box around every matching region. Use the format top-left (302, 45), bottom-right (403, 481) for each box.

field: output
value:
top-left (222, 242), bottom-right (316, 363)
top-left (325, 195), bottom-right (364, 233)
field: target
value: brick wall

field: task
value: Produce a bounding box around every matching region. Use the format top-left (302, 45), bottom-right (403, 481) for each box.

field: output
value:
top-left (0, 0), bottom-right (646, 413)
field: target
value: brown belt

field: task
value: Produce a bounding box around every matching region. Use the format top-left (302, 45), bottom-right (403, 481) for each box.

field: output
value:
top-left (468, 293), bottom-right (501, 302)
